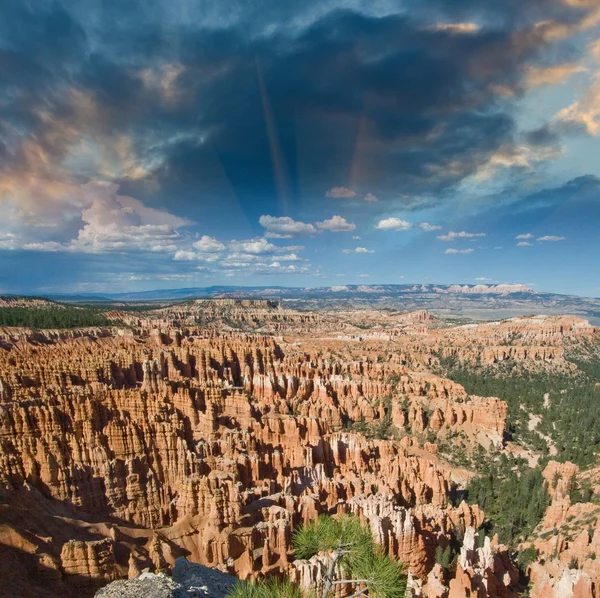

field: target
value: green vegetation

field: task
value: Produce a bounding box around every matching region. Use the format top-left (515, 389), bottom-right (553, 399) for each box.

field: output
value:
top-left (436, 354), bottom-right (600, 467)
top-left (294, 515), bottom-right (406, 598)
top-left (227, 578), bottom-right (304, 598)
top-left (568, 557), bottom-right (579, 570)
top-left (436, 348), bottom-right (600, 562)
top-left (569, 478), bottom-right (595, 504)
top-left (78, 302), bottom-right (157, 312)
top-left (516, 546), bottom-right (538, 570)
top-left (342, 396), bottom-right (396, 440)
top-left (465, 455), bottom-right (551, 546)
top-left (436, 433), bottom-right (485, 470)
top-left (228, 515), bottom-right (407, 598)
top-left (434, 544), bottom-right (457, 573)
top-left (0, 306), bottom-right (116, 329)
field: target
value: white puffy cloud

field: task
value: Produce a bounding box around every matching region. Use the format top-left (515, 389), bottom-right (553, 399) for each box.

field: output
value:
top-left (524, 62), bottom-right (585, 88)
top-left (0, 176), bottom-right (91, 232)
top-left (259, 215), bottom-right (317, 236)
top-left (22, 241), bottom-right (66, 252)
top-left (218, 258), bottom-right (311, 277)
top-left (193, 235), bottom-right (225, 252)
top-left (224, 252), bottom-right (262, 262)
top-left (196, 253), bottom-right (222, 262)
top-left (276, 253), bottom-right (304, 261)
top-left (343, 247), bottom-right (375, 254)
top-left (0, 233), bottom-right (18, 250)
top-left (128, 273), bottom-right (195, 282)
top-left (217, 248), bottom-right (308, 276)
top-left (517, 241), bottom-right (533, 246)
top-left (325, 186), bottom-right (356, 198)
top-left (219, 255), bottom-right (261, 269)
top-left (71, 222), bottom-right (180, 253)
top-left (0, 179), bottom-right (190, 254)
top-left (556, 76), bottom-right (600, 136)
top-left (375, 217), bottom-right (412, 231)
top-left (537, 235), bottom-right (566, 242)
top-left (228, 237), bottom-right (304, 254)
top-left (266, 261), bottom-right (302, 272)
top-left (445, 248), bottom-right (474, 254)
top-left (472, 142), bottom-right (562, 181)
top-left (437, 231), bottom-right (486, 241)
top-left (316, 215), bottom-right (356, 232)
top-left (551, 41), bottom-right (600, 134)
top-left (174, 250), bottom-right (197, 261)
top-left (419, 222), bottom-right (442, 231)
top-left (228, 237), bottom-right (278, 254)
top-left (363, 193), bottom-right (378, 202)
top-left (515, 233), bottom-right (533, 239)
top-left (174, 248), bottom-right (222, 262)
top-left (69, 183), bottom-right (187, 253)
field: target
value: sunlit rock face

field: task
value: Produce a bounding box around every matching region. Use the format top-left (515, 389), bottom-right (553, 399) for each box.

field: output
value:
top-left (0, 307), bottom-right (595, 597)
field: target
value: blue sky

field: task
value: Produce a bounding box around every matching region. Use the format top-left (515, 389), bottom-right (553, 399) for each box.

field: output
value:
top-left (0, 0), bottom-right (599, 296)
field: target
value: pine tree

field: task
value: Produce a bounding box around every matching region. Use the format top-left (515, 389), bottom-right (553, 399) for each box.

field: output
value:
top-left (226, 515), bottom-right (407, 598)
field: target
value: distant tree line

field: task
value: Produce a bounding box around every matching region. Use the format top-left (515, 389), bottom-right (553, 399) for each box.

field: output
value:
top-left (0, 306), bottom-right (115, 329)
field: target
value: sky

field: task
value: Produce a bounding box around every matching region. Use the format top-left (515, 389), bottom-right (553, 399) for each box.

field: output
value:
top-left (1, 0), bottom-right (600, 297)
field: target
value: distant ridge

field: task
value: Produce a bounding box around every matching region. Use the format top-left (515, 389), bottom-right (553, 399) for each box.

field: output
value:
top-left (43, 283), bottom-right (536, 302)
top-left (24, 283), bottom-right (597, 326)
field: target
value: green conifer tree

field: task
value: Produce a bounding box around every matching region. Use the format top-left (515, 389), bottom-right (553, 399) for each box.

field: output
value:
top-left (226, 515), bottom-right (407, 598)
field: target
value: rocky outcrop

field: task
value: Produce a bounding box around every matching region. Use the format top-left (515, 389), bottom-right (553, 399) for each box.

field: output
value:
top-left (528, 563), bottom-right (596, 598)
top-left (95, 557), bottom-right (237, 598)
top-left (447, 528), bottom-right (519, 598)
top-left (523, 461), bottom-right (600, 597)
top-left (60, 539), bottom-right (119, 586)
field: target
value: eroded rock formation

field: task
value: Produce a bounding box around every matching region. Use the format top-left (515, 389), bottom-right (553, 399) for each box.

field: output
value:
top-left (0, 307), bottom-right (596, 597)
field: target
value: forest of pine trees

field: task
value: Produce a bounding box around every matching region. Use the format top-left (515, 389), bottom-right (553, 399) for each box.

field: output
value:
top-left (437, 354), bottom-right (600, 467)
top-left (0, 305), bottom-right (115, 328)
top-left (465, 455), bottom-right (551, 546)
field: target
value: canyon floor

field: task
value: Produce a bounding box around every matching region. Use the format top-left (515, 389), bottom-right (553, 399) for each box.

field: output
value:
top-left (1, 298), bottom-right (600, 597)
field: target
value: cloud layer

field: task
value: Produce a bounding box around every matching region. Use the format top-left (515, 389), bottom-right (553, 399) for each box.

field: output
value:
top-left (0, 0), bottom-right (598, 292)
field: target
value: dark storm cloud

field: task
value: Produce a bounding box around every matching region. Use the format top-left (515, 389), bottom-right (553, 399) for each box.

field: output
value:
top-left (516, 175), bottom-right (600, 212)
top-left (0, 0), bottom-right (594, 205)
top-left (153, 9), bottom-right (537, 202)
top-left (467, 175), bottom-right (600, 227)
top-left (404, 0), bottom-right (595, 29)
top-left (525, 125), bottom-right (562, 148)
top-left (143, 12), bottom-right (524, 203)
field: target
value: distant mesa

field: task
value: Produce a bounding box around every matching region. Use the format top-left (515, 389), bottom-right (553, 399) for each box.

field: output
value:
top-left (433, 283), bottom-right (534, 295)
